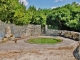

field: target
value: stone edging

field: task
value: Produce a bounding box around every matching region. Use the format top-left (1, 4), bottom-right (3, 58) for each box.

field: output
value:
top-left (46, 30), bottom-right (80, 41)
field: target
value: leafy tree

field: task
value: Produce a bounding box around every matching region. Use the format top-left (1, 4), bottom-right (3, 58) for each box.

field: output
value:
top-left (47, 2), bottom-right (80, 31)
top-left (0, 0), bottom-right (29, 25)
top-left (0, 1), bottom-right (80, 31)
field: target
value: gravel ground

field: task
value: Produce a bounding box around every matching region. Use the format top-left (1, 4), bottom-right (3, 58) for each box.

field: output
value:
top-left (0, 36), bottom-right (78, 60)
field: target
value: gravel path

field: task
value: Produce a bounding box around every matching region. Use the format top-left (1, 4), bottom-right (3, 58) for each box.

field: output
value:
top-left (0, 36), bottom-right (78, 60)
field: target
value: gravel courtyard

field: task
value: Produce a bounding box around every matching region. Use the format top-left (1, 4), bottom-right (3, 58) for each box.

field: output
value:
top-left (0, 36), bottom-right (78, 60)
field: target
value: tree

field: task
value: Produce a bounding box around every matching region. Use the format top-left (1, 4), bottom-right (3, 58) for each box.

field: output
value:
top-left (0, 0), bottom-right (29, 25)
top-left (0, 1), bottom-right (80, 31)
top-left (46, 2), bottom-right (80, 31)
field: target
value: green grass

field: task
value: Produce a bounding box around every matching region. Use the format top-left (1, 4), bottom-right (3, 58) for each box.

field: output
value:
top-left (26, 38), bottom-right (62, 44)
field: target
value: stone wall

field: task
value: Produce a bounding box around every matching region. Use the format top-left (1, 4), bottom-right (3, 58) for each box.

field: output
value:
top-left (10, 24), bottom-right (41, 38)
top-left (0, 21), bottom-right (41, 39)
top-left (0, 21), bottom-right (6, 39)
top-left (25, 25), bottom-right (41, 37)
top-left (46, 29), bottom-right (80, 41)
top-left (1, 21), bottom-right (80, 41)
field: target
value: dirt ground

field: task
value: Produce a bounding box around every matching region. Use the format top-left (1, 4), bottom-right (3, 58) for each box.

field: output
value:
top-left (0, 36), bottom-right (78, 60)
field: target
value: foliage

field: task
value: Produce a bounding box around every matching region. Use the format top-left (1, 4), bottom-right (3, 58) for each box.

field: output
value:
top-left (47, 2), bottom-right (80, 31)
top-left (0, 1), bottom-right (80, 31)
top-left (0, 0), bottom-right (29, 25)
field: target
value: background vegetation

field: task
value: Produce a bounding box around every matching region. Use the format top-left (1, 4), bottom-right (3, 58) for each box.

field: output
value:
top-left (0, 0), bottom-right (80, 31)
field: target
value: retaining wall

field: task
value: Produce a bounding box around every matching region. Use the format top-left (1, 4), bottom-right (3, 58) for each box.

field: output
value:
top-left (0, 21), bottom-right (41, 39)
top-left (46, 29), bottom-right (80, 41)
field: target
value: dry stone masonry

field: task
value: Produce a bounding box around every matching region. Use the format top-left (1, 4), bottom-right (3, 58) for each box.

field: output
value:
top-left (0, 21), bottom-right (80, 41)
top-left (46, 29), bottom-right (80, 41)
top-left (1, 25), bottom-right (15, 42)
top-left (0, 21), bottom-right (41, 41)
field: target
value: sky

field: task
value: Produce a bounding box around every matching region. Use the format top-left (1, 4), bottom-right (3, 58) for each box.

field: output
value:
top-left (19, 0), bottom-right (80, 9)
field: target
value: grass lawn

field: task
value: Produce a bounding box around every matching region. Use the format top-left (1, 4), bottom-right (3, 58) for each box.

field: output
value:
top-left (26, 38), bottom-right (62, 44)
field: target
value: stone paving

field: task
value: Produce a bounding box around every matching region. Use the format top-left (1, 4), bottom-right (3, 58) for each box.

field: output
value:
top-left (0, 36), bottom-right (78, 51)
top-left (0, 36), bottom-right (78, 60)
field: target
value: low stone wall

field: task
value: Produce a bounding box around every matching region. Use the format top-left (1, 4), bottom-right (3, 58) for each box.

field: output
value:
top-left (46, 29), bottom-right (80, 41)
